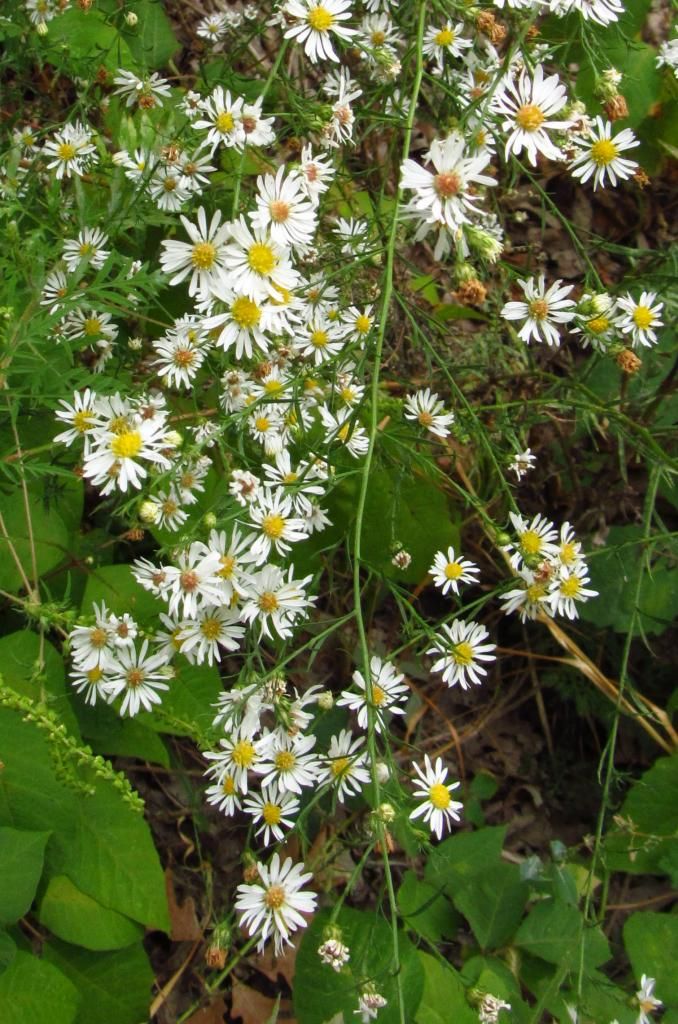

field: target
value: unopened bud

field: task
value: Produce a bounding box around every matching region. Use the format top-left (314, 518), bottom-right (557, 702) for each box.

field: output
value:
top-left (317, 690), bottom-right (334, 711)
top-left (139, 500), bottom-right (160, 524)
top-left (604, 94), bottom-right (629, 120)
top-left (616, 349), bottom-right (642, 374)
top-left (377, 802), bottom-right (396, 824)
top-left (164, 430), bottom-right (182, 448)
top-left (125, 11), bottom-right (138, 26)
top-left (203, 511), bottom-right (217, 529)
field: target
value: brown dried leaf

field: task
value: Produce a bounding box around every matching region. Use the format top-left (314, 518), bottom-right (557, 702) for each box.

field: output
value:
top-left (165, 868), bottom-right (203, 941)
top-left (184, 997), bottom-right (227, 1024)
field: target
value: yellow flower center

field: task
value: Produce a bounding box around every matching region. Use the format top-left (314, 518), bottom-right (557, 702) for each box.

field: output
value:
top-left (218, 554), bottom-right (236, 579)
top-left (191, 241), bottom-right (216, 270)
top-left (526, 582), bottom-right (546, 602)
top-left (340, 386), bottom-right (356, 403)
top-left (163, 177), bottom-right (177, 192)
top-left (78, 242), bottom-right (93, 256)
top-left (275, 750), bottom-right (296, 772)
top-left (247, 242), bottom-right (276, 275)
top-left (310, 329), bottom-right (328, 348)
top-left (264, 884), bottom-right (286, 909)
top-left (559, 541), bottom-right (577, 565)
top-left (231, 739), bottom-right (255, 768)
top-left (200, 617), bottom-right (222, 640)
top-left (89, 627), bottom-right (108, 649)
top-left (126, 668), bottom-right (145, 688)
top-left (307, 6), bottom-right (334, 32)
top-left (452, 641), bottom-right (474, 666)
top-left (632, 305), bottom-right (653, 330)
top-left (111, 430), bottom-right (143, 459)
top-left (560, 576), bottom-right (581, 598)
top-left (83, 317), bottom-right (102, 337)
top-left (337, 423), bottom-right (350, 442)
top-left (355, 314), bottom-right (372, 334)
top-left (372, 684), bottom-right (386, 707)
top-left (222, 775), bottom-right (236, 795)
top-left (216, 111), bottom-right (234, 133)
top-left (258, 591), bottom-right (279, 613)
top-left (516, 104), bottom-right (545, 131)
top-left (254, 416), bottom-right (270, 433)
top-left (263, 802), bottom-right (282, 825)
top-left (262, 513), bottom-right (285, 539)
top-left (444, 562), bottom-right (463, 580)
top-left (330, 756), bottom-right (350, 778)
top-left (231, 296), bottom-right (261, 328)
top-left (519, 529), bottom-right (542, 555)
top-left (73, 409), bottom-right (94, 433)
top-left (418, 410), bottom-right (434, 427)
top-left (588, 316), bottom-right (610, 334)
top-left (371, 30), bottom-right (386, 44)
top-left (590, 138), bottom-right (618, 166)
top-left (57, 142), bottom-right (77, 161)
top-left (528, 299), bottom-right (549, 321)
top-left (264, 379), bottom-right (284, 394)
top-left (173, 347), bottom-right (196, 367)
top-left (87, 666), bottom-right (104, 683)
top-left (434, 171), bottom-right (461, 198)
top-left (270, 199), bottom-right (290, 223)
top-left (434, 27), bottom-right (455, 46)
top-left (429, 782), bottom-right (451, 809)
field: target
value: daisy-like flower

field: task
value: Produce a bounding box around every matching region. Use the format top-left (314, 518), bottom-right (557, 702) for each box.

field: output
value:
top-left (554, 521), bottom-right (585, 572)
top-left (148, 166), bottom-right (192, 212)
top-left (616, 292), bottom-right (664, 348)
top-left (248, 488), bottom-right (309, 565)
top-left (69, 664), bottom-right (111, 707)
top-left (401, 133), bottom-right (495, 233)
top-left (235, 853), bottom-right (317, 955)
top-left (203, 285), bottom-right (282, 360)
top-left (207, 527), bottom-right (256, 604)
top-left (403, 389), bottom-right (454, 439)
top-left (205, 773), bottom-right (242, 816)
top-left (229, 468), bottom-right (261, 506)
top-left (41, 269), bottom-right (70, 313)
top-left (429, 546), bottom-right (480, 596)
top-left (422, 22), bottom-right (472, 68)
top-left (154, 334), bottom-right (207, 389)
top-left (240, 565), bottom-right (315, 640)
top-left (63, 227), bottom-right (110, 272)
top-left (550, 0), bottom-right (623, 27)
top-left (196, 12), bottom-right (227, 41)
top-left (108, 613), bottom-right (138, 648)
top-left (657, 38), bottom-right (678, 76)
top-left (255, 732), bottom-right (321, 794)
top-left (54, 388), bottom-right (101, 454)
top-left (548, 564), bottom-right (598, 620)
top-left (298, 144), bottom-right (335, 205)
top-left (160, 208), bottom-right (231, 300)
top-left (104, 640), bottom-right (170, 717)
top-left (318, 937), bottom-right (350, 971)
top-left (337, 655), bottom-right (408, 733)
top-left (319, 405), bottom-right (369, 457)
top-left (427, 620), bottom-right (497, 689)
top-left (500, 568), bottom-right (553, 622)
top-left (321, 67), bottom-right (363, 148)
top-left (501, 275), bottom-right (576, 347)
top-left (44, 122), bottom-right (97, 179)
top-left (635, 975), bottom-right (662, 1024)
top-left (204, 727), bottom-right (268, 794)
top-left (69, 601), bottom-right (116, 671)
top-left (180, 150), bottom-right (216, 194)
top-left (409, 755), bottom-right (463, 839)
top-left (319, 729), bottom-right (370, 802)
top-left (239, 97), bottom-right (277, 148)
top-left (251, 167), bottom-right (318, 251)
top-left (491, 64), bottom-right (572, 166)
top-left (179, 607), bottom-right (245, 666)
top-left (570, 292), bottom-right (620, 351)
top-left (506, 511), bottom-right (559, 570)
top-left (83, 416), bottom-right (171, 494)
top-left (283, 0), bottom-right (356, 64)
top-left (569, 117), bottom-right (639, 190)
top-left (194, 87), bottom-right (246, 152)
top-left (263, 451), bottom-right (325, 515)
top-left (61, 308), bottom-right (119, 349)
top-left (161, 542), bottom-right (224, 618)
top-left (244, 786), bottom-right (301, 846)
top-left (509, 448), bottom-right (537, 481)
top-left (299, 314), bottom-right (345, 365)
top-left (356, 986), bottom-right (388, 1022)
top-left (112, 70), bottom-right (172, 109)
top-left (222, 216), bottom-right (301, 301)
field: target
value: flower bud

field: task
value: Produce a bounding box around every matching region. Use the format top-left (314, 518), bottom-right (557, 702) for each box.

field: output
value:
top-left (139, 500), bottom-right (160, 524)
top-left (125, 11), bottom-right (138, 26)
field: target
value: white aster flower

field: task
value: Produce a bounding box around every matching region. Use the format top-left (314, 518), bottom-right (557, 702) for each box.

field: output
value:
top-left (44, 122), bottom-right (97, 179)
top-left (179, 607), bottom-right (245, 666)
top-left (319, 405), bottom-right (369, 457)
top-left (337, 655), bottom-right (408, 733)
top-left (83, 416), bottom-right (171, 494)
top-left (235, 852), bottom-right (317, 955)
top-left (112, 70), bottom-right (172, 109)
top-left (500, 568), bottom-right (553, 622)
top-left (194, 87), bottom-right (246, 152)
top-left (401, 133), bottom-right (496, 233)
top-left (153, 334), bottom-right (207, 389)
top-left (104, 640), bottom-right (170, 717)
top-left (635, 975), bottom-right (663, 1024)
top-left (550, 0), bottom-right (623, 26)
top-left (243, 786), bottom-right (301, 845)
top-left (222, 216), bottom-right (301, 301)
top-left (204, 728), bottom-right (269, 794)
top-left (422, 22), bottom-right (472, 68)
top-left (501, 275), bottom-right (576, 347)
top-left (148, 166), bottom-right (192, 211)
top-left (239, 565), bottom-right (315, 640)
top-left (298, 144), bottom-right (335, 204)
top-left (196, 12), bottom-right (227, 41)
top-left (69, 601), bottom-right (116, 671)
top-left (429, 546), bottom-right (480, 596)
top-left (248, 488), bottom-right (308, 564)
top-left (160, 208), bottom-right (231, 300)
top-left (239, 97), bottom-right (277, 148)
top-left (251, 166), bottom-right (318, 251)
top-left (283, 0), bottom-right (356, 64)
top-left (569, 117), bottom-right (639, 190)
top-left (409, 754), bottom-right (463, 839)
top-left (356, 986), bottom-right (388, 1022)
top-left (509, 448), bottom-right (536, 480)
top-left (491, 64), bottom-right (572, 167)
top-left (320, 729), bottom-right (370, 801)
top-left (255, 731), bottom-right (321, 794)
top-left (161, 543), bottom-right (224, 618)
top-left (403, 388), bottom-right (455, 439)
top-left (548, 564), bottom-right (598, 619)
top-left (63, 227), bottom-right (110, 272)
top-left (69, 664), bottom-right (111, 707)
top-left (318, 937), bottom-right (350, 971)
top-left (505, 511), bottom-right (559, 570)
top-left (427, 619), bottom-right (497, 689)
top-left (616, 291), bottom-right (663, 348)
top-left (54, 388), bottom-right (100, 453)
top-left (205, 773), bottom-right (242, 816)
top-left (657, 38), bottom-right (678, 76)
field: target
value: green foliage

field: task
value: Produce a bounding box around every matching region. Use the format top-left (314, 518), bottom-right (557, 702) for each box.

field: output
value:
top-left (0, 951), bottom-right (80, 1024)
top-left (42, 940), bottom-right (154, 1024)
top-left (624, 912), bottom-right (678, 1007)
top-left (0, 827), bottom-right (50, 924)
top-left (38, 876), bottom-right (144, 951)
top-left (415, 953), bottom-right (477, 1024)
top-left (0, 486), bottom-right (69, 594)
top-left (604, 752), bottom-right (678, 877)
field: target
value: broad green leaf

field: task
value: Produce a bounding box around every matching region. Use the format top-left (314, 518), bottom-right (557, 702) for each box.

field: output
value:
top-left (452, 862), bottom-right (528, 950)
top-left (38, 876), bottom-right (144, 951)
top-left (515, 899), bottom-right (610, 972)
top-left (415, 952), bottom-right (477, 1024)
top-left (0, 931), bottom-right (16, 974)
top-left (121, 0), bottom-right (179, 69)
top-left (0, 950), bottom-right (80, 1024)
top-left (397, 871), bottom-right (459, 943)
top-left (0, 487), bottom-right (69, 594)
top-left (559, 972), bottom-right (636, 1024)
top-left (624, 911), bottom-right (678, 1006)
top-left (605, 753), bottom-right (678, 876)
top-left (138, 658), bottom-right (223, 737)
top-left (461, 956), bottom-right (531, 1023)
top-left (46, 779), bottom-right (169, 932)
top-left (425, 826), bottom-right (506, 891)
top-left (0, 827), bottom-right (50, 924)
top-left (294, 907), bottom-right (424, 1024)
top-left (80, 563), bottom-right (162, 623)
top-left (0, 710), bottom-right (78, 834)
top-left (72, 700), bottom-right (170, 767)
top-left (0, 631), bottom-right (80, 738)
top-left (41, 9), bottom-right (135, 72)
top-left (43, 939), bottom-right (154, 1024)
